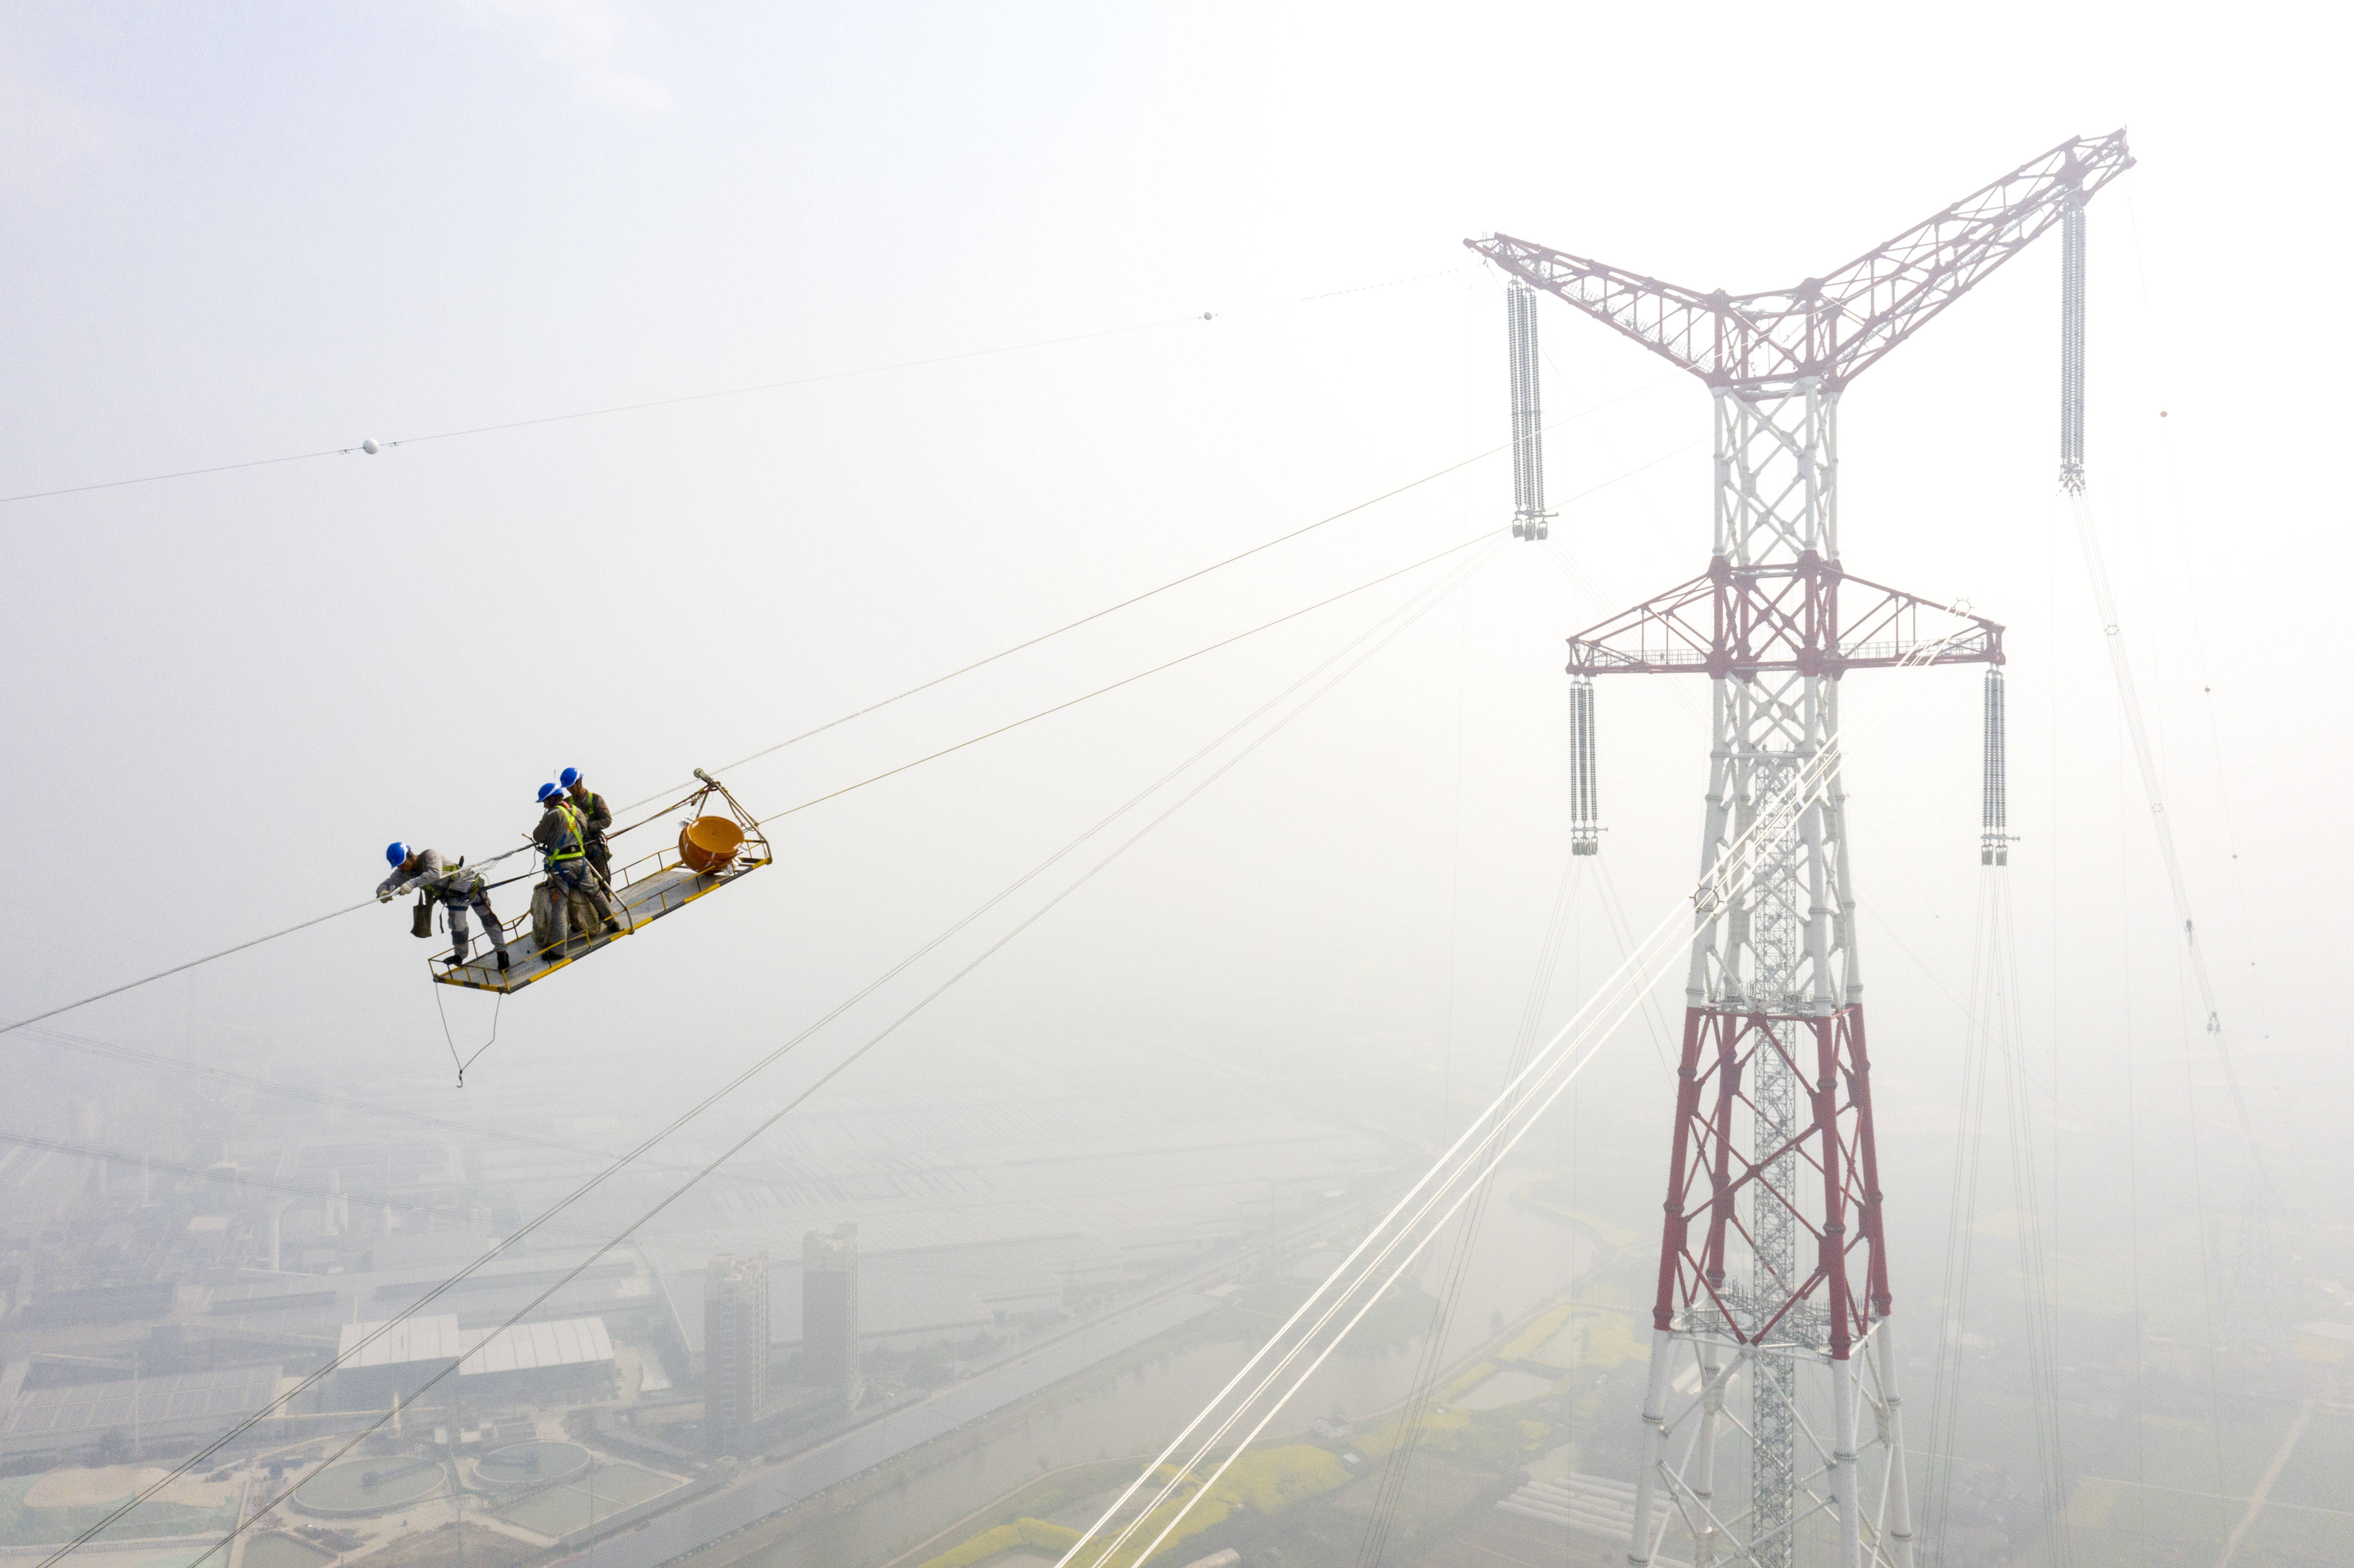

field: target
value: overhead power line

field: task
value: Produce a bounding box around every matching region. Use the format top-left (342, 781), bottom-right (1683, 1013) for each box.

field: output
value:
top-left (0, 434), bottom-right (1695, 1040)
top-left (0, 900), bottom-right (379, 1042)
top-left (0, 531), bottom-right (1491, 1037)
top-left (0, 267), bottom-right (1469, 507)
top-left (1059, 633), bottom-right (1984, 1568)
top-left (0, 1128), bottom-right (599, 1240)
top-left (40, 539), bottom-right (1501, 1568)
top-left (612, 381), bottom-right (1678, 816)
top-left (9, 1017), bottom-right (867, 1196)
top-left (752, 527), bottom-right (1501, 823)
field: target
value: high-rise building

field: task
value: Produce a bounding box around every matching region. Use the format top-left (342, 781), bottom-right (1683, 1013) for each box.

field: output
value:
top-left (703, 1253), bottom-right (769, 1456)
top-left (801, 1223), bottom-right (859, 1388)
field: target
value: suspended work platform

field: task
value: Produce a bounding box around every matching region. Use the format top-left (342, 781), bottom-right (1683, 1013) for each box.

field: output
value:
top-left (432, 771), bottom-right (771, 995)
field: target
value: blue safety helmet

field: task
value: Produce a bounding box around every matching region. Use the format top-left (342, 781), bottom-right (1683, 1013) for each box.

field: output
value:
top-left (385, 842), bottom-right (409, 867)
top-left (537, 782), bottom-right (561, 803)
top-left (559, 767), bottom-right (582, 789)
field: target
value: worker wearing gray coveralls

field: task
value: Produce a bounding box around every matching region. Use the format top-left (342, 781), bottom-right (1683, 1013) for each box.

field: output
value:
top-left (533, 784), bottom-right (620, 949)
top-left (378, 846), bottom-right (512, 971)
top-left (561, 768), bottom-right (614, 887)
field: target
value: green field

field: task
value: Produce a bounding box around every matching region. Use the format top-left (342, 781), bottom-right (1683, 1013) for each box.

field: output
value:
top-left (240, 1534), bottom-right (335, 1568)
top-left (0, 1474), bottom-right (238, 1547)
top-left (491, 1461), bottom-right (680, 1539)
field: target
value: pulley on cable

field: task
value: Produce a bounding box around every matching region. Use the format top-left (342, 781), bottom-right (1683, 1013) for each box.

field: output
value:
top-left (434, 769), bottom-right (772, 995)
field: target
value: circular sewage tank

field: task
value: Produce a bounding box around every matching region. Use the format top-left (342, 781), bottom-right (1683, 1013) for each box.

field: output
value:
top-left (291, 1456), bottom-right (447, 1517)
top-left (472, 1440), bottom-right (591, 1490)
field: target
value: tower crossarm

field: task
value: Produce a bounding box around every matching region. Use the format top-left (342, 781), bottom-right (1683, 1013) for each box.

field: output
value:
top-left (1467, 129), bottom-right (2130, 391)
top-left (1565, 557), bottom-right (2004, 678)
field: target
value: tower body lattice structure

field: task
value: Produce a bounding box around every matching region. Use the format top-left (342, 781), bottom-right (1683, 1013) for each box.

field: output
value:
top-left (1468, 130), bottom-right (2129, 1568)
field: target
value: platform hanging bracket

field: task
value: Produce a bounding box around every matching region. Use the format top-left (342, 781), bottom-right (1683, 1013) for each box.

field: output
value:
top-left (690, 766), bottom-right (766, 833)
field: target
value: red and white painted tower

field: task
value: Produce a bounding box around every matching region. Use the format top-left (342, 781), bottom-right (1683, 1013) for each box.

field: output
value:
top-left (1468, 131), bottom-right (2131, 1568)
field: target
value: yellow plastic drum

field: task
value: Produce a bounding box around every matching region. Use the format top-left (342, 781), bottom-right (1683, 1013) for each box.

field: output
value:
top-left (678, 815), bottom-right (745, 875)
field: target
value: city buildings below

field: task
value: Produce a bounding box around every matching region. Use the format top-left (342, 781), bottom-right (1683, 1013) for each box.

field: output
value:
top-left (0, 1362), bottom-right (289, 1460)
top-left (642, 1068), bottom-right (1397, 1387)
top-left (800, 1225), bottom-right (858, 1389)
top-left (702, 1256), bottom-right (768, 1456)
top-left (335, 1314), bottom-right (616, 1409)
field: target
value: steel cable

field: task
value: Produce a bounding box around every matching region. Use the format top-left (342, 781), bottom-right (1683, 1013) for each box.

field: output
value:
top-left (1921, 875), bottom-right (1998, 1562)
top-left (2064, 489), bottom-right (2267, 1187)
top-left (1065, 767), bottom-right (1815, 1568)
top-left (0, 267), bottom-right (1473, 507)
top-left (601, 411), bottom-right (1689, 822)
top-left (4, 1016), bottom-right (890, 1198)
top-left (1063, 632), bottom-right (1977, 1568)
top-left (0, 432), bottom-right (1691, 1039)
top-left (38, 538), bottom-right (1503, 1568)
top-left (1352, 849), bottom-right (1584, 1566)
top-left (1989, 871), bottom-right (2073, 1568)
top-left (1068, 861), bottom-right (1706, 1568)
top-left (0, 532), bottom-right (1485, 1036)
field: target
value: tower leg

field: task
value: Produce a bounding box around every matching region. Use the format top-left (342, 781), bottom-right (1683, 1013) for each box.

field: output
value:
top-left (1629, 1331), bottom-right (1675, 1566)
top-left (1875, 1318), bottom-right (1918, 1568)
top-left (1831, 1354), bottom-right (1863, 1568)
top-left (1692, 1344), bottom-right (1724, 1568)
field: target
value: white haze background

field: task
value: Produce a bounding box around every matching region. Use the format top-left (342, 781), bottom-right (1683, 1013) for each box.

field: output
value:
top-left (0, 0), bottom-right (2342, 1432)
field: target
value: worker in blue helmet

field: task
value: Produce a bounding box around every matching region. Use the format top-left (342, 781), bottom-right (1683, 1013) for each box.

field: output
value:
top-left (533, 783), bottom-right (620, 953)
top-left (559, 767), bottom-right (614, 888)
top-left (377, 842), bottom-right (512, 971)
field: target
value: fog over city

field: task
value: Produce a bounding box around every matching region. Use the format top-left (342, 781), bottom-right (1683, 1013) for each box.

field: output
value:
top-left (0, 7), bottom-right (2345, 1568)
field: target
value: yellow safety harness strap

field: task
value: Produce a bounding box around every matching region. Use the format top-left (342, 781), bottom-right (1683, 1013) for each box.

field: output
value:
top-left (546, 801), bottom-right (587, 862)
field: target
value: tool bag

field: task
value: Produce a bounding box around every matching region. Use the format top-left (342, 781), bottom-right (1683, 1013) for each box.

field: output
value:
top-left (411, 857), bottom-right (472, 940)
top-left (529, 882), bottom-right (561, 953)
top-left (530, 879), bottom-right (607, 954)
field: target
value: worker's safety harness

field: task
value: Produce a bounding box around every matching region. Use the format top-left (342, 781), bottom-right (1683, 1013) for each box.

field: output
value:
top-left (543, 801), bottom-right (589, 864)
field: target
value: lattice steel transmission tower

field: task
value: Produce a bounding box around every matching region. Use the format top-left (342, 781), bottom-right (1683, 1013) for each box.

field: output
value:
top-left (1468, 130), bottom-right (2131, 1568)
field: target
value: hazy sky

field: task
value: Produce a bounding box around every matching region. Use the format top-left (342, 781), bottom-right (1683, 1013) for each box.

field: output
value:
top-left (0, 1), bottom-right (2340, 1237)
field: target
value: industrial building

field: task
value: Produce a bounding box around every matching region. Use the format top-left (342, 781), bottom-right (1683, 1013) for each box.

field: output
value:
top-left (334, 1314), bottom-right (616, 1409)
top-left (645, 1070), bottom-right (1392, 1381)
top-left (0, 1362), bottom-right (291, 1461)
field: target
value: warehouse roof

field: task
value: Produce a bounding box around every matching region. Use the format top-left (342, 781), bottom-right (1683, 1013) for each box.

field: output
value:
top-left (0, 1364), bottom-right (286, 1444)
top-left (463, 1316), bottom-right (613, 1374)
top-left (336, 1315), bottom-right (613, 1375)
top-left (337, 1314), bottom-right (464, 1369)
